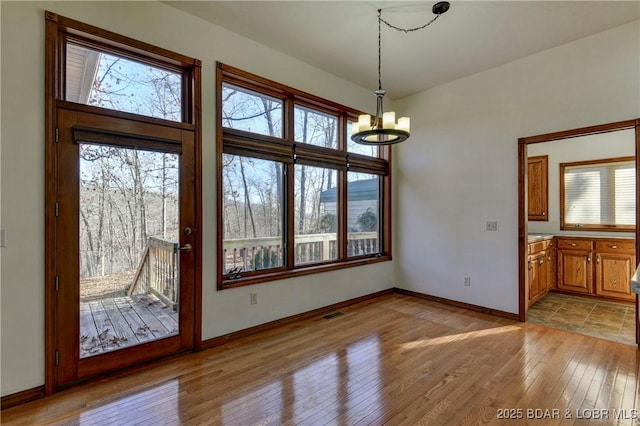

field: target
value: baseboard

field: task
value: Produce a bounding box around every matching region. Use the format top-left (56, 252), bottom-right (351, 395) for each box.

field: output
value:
top-left (394, 288), bottom-right (520, 321)
top-left (202, 288), bottom-right (394, 350)
top-left (1, 385), bottom-right (45, 410)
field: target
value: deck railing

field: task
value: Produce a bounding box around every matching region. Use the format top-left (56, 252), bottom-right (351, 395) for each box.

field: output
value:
top-left (223, 232), bottom-right (378, 274)
top-left (128, 237), bottom-right (178, 310)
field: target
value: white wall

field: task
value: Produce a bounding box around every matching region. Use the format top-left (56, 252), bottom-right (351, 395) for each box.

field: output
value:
top-left (0, 1), bottom-right (393, 396)
top-left (528, 129), bottom-right (635, 237)
top-left (394, 20), bottom-right (640, 314)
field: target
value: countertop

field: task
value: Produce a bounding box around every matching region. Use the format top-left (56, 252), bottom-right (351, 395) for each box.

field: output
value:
top-left (528, 233), bottom-right (635, 243)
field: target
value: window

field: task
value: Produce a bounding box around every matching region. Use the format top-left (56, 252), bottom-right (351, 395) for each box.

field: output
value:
top-left (222, 155), bottom-right (285, 274)
top-left (221, 83), bottom-right (283, 137)
top-left (65, 42), bottom-right (184, 122)
top-left (217, 63), bottom-right (391, 288)
top-left (347, 172), bottom-right (380, 257)
top-left (560, 157), bottom-right (635, 232)
top-left (295, 165), bottom-right (338, 264)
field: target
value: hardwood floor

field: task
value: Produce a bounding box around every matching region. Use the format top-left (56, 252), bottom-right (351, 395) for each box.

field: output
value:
top-left (3, 294), bottom-right (639, 425)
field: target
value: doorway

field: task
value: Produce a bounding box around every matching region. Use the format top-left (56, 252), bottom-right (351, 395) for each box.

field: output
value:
top-left (45, 12), bottom-right (202, 393)
top-left (518, 120), bottom-right (640, 347)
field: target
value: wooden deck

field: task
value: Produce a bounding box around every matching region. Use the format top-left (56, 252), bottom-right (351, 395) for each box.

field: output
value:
top-left (80, 294), bottom-right (179, 358)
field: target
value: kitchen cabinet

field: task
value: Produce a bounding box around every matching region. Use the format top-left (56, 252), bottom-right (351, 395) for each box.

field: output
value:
top-left (527, 237), bottom-right (554, 306)
top-left (594, 240), bottom-right (636, 302)
top-left (527, 155), bottom-right (548, 221)
top-left (555, 237), bottom-right (636, 302)
top-left (556, 238), bottom-right (593, 294)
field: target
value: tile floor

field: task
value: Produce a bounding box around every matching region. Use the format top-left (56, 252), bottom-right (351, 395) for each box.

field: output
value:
top-left (528, 292), bottom-right (636, 346)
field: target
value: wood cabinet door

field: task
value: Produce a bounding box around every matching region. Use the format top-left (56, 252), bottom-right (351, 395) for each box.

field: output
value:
top-left (527, 155), bottom-right (548, 221)
top-left (528, 252), bottom-right (546, 303)
top-left (546, 247), bottom-right (556, 291)
top-left (595, 252), bottom-right (636, 301)
top-left (557, 249), bottom-right (592, 293)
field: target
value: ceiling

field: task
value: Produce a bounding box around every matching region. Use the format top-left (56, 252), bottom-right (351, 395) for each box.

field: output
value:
top-left (166, 1), bottom-right (640, 99)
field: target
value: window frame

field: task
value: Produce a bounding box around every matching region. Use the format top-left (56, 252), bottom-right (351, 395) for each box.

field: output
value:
top-left (217, 63), bottom-right (392, 289)
top-left (560, 156), bottom-right (636, 232)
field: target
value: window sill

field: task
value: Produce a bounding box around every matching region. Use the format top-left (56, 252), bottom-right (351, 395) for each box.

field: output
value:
top-left (218, 255), bottom-right (391, 290)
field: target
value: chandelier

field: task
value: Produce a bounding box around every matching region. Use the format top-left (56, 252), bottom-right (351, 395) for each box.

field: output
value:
top-left (351, 2), bottom-right (451, 145)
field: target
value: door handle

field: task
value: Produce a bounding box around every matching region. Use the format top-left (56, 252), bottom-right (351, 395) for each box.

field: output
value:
top-left (177, 243), bottom-right (192, 253)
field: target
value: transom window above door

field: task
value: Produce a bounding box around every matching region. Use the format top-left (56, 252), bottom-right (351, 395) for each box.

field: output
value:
top-left (65, 42), bottom-right (184, 122)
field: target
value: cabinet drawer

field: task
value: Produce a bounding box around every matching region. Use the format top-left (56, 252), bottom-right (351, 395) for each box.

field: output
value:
top-left (529, 240), bottom-right (552, 254)
top-left (556, 239), bottom-right (593, 250)
top-left (595, 240), bottom-right (635, 253)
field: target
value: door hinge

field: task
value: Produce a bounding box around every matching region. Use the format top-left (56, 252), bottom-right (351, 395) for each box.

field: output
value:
top-left (55, 350), bottom-right (59, 366)
top-left (54, 276), bottom-right (59, 291)
top-left (55, 128), bottom-right (59, 143)
top-left (55, 202), bottom-right (59, 217)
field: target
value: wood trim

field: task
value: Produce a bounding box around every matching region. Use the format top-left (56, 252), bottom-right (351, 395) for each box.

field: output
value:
top-left (338, 168), bottom-right (347, 259)
top-left (55, 100), bottom-right (196, 131)
top-left (46, 11), bottom-right (198, 68)
top-left (518, 141), bottom-right (527, 321)
top-left (44, 11), bottom-right (59, 396)
top-left (193, 62), bottom-right (203, 352)
top-left (521, 119), bottom-right (638, 145)
top-left (220, 255), bottom-right (391, 289)
top-left (394, 288), bottom-right (520, 321)
top-left (1, 386), bottom-right (46, 410)
top-left (201, 289), bottom-right (394, 349)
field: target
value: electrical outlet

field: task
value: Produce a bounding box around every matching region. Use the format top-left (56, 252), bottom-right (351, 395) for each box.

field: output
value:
top-left (486, 221), bottom-right (498, 231)
top-left (464, 276), bottom-right (471, 287)
top-left (250, 292), bottom-right (258, 305)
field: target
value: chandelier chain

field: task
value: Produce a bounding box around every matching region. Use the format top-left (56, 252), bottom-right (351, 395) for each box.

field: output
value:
top-left (378, 12), bottom-right (441, 34)
top-left (377, 9), bottom-right (382, 91)
top-left (376, 8), bottom-right (442, 91)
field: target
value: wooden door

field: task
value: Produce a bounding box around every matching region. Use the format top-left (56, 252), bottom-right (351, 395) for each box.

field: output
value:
top-left (557, 249), bottom-right (592, 294)
top-left (527, 155), bottom-right (548, 221)
top-left (53, 108), bottom-right (197, 388)
top-left (595, 252), bottom-right (636, 301)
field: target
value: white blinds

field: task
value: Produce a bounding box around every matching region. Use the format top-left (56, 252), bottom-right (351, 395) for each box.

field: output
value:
top-left (563, 160), bottom-right (635, 226)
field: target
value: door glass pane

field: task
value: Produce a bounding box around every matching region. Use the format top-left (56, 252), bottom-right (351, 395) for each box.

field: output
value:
top-left (295, 165), bottom-right (338, 265)
top-left (347, 172), bottom-right (380, 257)
top-left (66, 43), bottom-right (183, 122)
top-left (222, 154), bottom-right (285, 274)
top-left (79, 144), bottom-right (180, 358)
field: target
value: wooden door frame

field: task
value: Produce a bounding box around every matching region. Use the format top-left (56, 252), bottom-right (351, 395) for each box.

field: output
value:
top-left (517, 119), bottom-right (640, 330)
top-left (44, 11), bottom-right (202, 395)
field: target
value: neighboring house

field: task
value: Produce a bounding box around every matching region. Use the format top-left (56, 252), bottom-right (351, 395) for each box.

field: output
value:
top-left (320, 178), bottom-right (378, 231)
